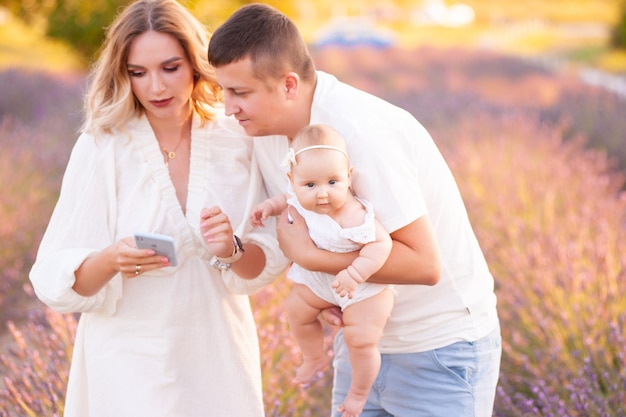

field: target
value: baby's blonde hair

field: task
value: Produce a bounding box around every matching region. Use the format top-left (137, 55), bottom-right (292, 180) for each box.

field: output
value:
top-left (292, 124), bottom-right (348, 154)
top-left (285, 124), bottom-right (350, 170)
top-left (82, 0), bottom-right (221, 136)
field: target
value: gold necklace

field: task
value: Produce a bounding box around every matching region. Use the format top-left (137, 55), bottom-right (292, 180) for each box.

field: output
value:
top-left (161, 135), bottom-right (185, 166)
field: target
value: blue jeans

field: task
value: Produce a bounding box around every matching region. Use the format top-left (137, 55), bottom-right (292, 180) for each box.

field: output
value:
top-left (331, 324), bottom-right (502, 417)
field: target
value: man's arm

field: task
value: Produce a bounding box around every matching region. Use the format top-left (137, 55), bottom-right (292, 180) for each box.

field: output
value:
top-left (373, 215), bottom-right (440, 284)
top-left (277, 210), bottom-right (441, 285)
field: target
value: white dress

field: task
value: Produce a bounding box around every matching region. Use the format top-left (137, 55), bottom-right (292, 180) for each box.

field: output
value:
top-left (29, 111), bottom-right (288, 417)
top-left (287, 190), bottom-right (389, 310)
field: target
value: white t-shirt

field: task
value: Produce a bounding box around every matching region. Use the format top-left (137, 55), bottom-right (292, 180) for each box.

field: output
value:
top-left (254, 71), bottom-right (499, 353)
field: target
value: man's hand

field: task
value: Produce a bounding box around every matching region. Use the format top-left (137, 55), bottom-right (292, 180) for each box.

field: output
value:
top-left (319, 306), bottom-right (343, 327)
top-left (276, 208), bottom-right (316, 264)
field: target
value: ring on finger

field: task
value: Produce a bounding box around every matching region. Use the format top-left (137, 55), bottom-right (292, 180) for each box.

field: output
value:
top-left (135, 264), bottom-right (142, 275)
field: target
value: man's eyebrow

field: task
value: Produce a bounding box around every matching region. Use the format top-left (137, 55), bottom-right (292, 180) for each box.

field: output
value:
top-left (127, 57), bottom-right (183, 68)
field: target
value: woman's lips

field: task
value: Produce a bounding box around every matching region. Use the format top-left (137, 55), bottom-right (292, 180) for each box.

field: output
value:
top-left (150, 98), bottom-right (173, 107)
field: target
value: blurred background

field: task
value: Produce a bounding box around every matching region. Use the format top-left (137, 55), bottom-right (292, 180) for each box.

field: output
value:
top-left (0, 1), bottom-right (625, 416)
top-left (2, 0), bottom-right (626, 73)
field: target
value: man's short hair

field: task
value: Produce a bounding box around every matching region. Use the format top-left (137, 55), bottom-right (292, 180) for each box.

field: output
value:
top-left (208, 4), bottom-right (315, 82)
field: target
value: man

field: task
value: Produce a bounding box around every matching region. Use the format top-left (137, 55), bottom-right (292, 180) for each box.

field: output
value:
top-left (208, 4), bottom-right (501, 416)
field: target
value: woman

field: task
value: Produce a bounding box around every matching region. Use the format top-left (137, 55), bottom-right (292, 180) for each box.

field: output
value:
top-left (29, 1), bottom-right (287, 416)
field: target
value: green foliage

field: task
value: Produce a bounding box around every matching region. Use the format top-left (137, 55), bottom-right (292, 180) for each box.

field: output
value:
top-left (46, 0), bottom-right (124, 60)
top-left (1, 0), bottom-right (127, 60)
top-left (610, 2), bottom-right (626, 48)
top-left (0, 9), bottom-right (84, 71)
top-left (7, 0), bottom-right (624, 63)
top-left (2, 0), bottom-right (301, 61)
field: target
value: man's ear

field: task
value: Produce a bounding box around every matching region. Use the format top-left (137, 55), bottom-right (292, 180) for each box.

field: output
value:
top-left (284, 72), bottom-right (300, 97)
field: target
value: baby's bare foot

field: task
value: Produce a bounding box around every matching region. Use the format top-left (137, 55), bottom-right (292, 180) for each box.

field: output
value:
top-left (337, 390), bottom-right (368, 417)
top-left (293, 357), bottom-right (328, 385)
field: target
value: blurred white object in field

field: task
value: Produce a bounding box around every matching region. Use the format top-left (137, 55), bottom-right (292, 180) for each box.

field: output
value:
top-left (412, 0), bottom-right (475, 27)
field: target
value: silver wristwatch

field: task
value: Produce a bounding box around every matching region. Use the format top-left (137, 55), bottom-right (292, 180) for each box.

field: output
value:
top-left (210, 235), bottom-right (245, 271)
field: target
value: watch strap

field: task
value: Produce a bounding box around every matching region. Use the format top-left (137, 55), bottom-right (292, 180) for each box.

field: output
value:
top-left (210, 235), bottom-right (244, 271)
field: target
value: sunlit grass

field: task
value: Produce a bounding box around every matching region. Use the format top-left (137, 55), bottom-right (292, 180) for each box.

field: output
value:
top-left (395, 23), bottom-right (486, 49)
top-left (567, 45), bottom-right (612, 62)
top-left (464, 0), bottom-right (619, 25)
top-left (594, 48), bottom-right (626, 72)
top-left (0, 12), bottom-right (84, 73)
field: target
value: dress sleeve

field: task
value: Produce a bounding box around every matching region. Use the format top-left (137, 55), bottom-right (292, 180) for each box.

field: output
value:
top-left (29, 134), bottom-right (122, 315)
top-left (219, 152), bottom-right (289, 294)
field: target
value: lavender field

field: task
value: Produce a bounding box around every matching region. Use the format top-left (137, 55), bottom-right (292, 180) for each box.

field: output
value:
top-left (1, 46), bottom-right (625, 416)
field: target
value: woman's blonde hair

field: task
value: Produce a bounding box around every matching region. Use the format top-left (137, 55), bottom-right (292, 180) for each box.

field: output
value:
top-left (82, 0), bottom-right (220, 135)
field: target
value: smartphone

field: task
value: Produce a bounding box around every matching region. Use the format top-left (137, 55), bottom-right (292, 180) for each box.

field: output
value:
top-left (134, 232), bottom-right (178, 266)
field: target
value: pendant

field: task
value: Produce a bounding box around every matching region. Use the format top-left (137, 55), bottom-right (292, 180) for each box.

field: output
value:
top-left (167, 151), bottom-right (176, 159)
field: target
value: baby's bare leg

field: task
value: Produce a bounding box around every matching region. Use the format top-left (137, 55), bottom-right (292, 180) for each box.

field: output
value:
top-left (285, 283), bottom-right (335, 385)
top-left (337, 288), bottom-right (394, 417)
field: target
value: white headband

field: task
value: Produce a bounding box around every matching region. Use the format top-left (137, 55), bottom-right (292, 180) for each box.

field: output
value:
top-left (282, 145), bottom-right (349, 168)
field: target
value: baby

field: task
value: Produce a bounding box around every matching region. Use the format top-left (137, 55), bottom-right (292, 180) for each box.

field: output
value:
top-left (251, 124), bottom-right (394, 417)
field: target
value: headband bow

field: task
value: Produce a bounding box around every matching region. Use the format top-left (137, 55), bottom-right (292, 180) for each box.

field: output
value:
top-left (281, 145), bottom-right (349, 169)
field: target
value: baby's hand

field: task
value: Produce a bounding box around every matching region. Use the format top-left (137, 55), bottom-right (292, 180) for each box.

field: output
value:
top-left (332, 269), bottom-right (360, 299)
top-left (250, 207), bottom-right (266, 228)
top-left (250, 201), bottom-right (276, 228)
